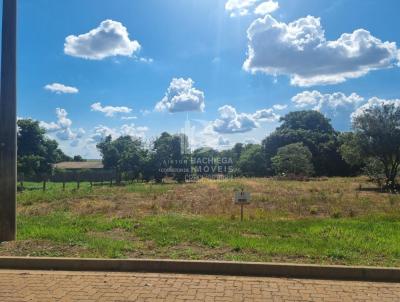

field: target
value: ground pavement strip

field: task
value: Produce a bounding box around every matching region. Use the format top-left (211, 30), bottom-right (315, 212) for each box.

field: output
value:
top-left (0, 269), bottom-right (400, 301)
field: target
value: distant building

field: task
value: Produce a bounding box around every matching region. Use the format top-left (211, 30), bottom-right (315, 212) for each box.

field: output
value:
top-left (53, 160), bottom-right (104, 170)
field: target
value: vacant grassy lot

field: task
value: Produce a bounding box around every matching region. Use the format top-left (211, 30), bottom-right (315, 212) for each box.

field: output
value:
top-left (2, 177), bottom-right (400, 266)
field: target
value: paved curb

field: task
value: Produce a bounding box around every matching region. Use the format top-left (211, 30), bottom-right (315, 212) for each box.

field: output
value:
top-left (0, 257), bottom-right (399, 282)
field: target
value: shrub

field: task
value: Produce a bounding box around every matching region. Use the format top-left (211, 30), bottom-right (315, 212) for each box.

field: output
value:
top-left (271, 143), bottom-right (314, 177)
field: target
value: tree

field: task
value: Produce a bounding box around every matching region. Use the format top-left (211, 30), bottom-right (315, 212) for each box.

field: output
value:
top-left (271, 143), bottom-right (314, 177)
top-left (73, 155), bottom-right (85, 162)
top-left (341, 104), bottom-right (400, 191)
top-left (17, 119), bottom-right (70, 179)
top-left (97, 135), bottom-right (145, 183)
top-left (262, 111), bottom-right (351, 176)
top-left (237, 144), bottom-right (267, 177)
top-left (232, 143), bottom-right (244, 162)
top-left (192, 147), bottom-right (220, 176)
top-left (152, 132), bottom-right (189, 183)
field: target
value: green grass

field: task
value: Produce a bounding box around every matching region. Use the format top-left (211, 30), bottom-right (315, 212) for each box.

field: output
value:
top-left (18, 182), bottom-right (95, 205)
top-left (14, 211), bottom-right (400, 266)
top-left (134, 214), bottom-right (400, 266)
top-left (17, 181), bottom-right (173, 206)
top-left (18, 212), bottom-right (138, 258)
top-left (8, 178), bottom-right (400, 266)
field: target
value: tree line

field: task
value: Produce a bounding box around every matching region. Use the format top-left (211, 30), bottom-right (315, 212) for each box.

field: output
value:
top-left (17, 103), bottom-right (400, 191)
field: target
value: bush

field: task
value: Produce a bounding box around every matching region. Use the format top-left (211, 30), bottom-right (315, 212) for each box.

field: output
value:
top-left (363, 158), bottom-right (386, 189)
top-left (271, 143), bottom-right (314, 177)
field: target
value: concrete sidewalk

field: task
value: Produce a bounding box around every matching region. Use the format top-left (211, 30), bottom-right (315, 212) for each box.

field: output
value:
top-left (0, 269), bottom-right (399, 302)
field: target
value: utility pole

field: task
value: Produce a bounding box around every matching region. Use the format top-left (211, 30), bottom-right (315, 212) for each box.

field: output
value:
top-left (0, 0), bottom-right (17, 242)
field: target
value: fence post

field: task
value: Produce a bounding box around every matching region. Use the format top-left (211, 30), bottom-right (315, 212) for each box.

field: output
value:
top-left (77, 173), bottom-right (80, 190)
top-left (19, 173), bottom-right (24, 190)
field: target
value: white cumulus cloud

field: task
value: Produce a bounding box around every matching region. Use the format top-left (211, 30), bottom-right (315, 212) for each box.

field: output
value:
top-left (90, 125), bottom-right (118, 143)
top-left (244, 14), bottom-right (400, 86)
top-left (292, 91), bottom-right (364, 114)
top-left (254, 1), bottom-right (279, 15)
top-left (155, 78), bottom-right (205, 113)
top-left (212, 105), bottom-right (279, 134)
top-left (218, 136), bottom-right (231, 146)
top-left (44, 83), bottom-right (79, 94)
top-left (120, 124), bottom-right (149, 138)
top-left (272, 104), bottom-right (287, 110)
top-left (91, 102), bottom-right (132, 117)
top-left (64, 20), bottom-right (141, 60)
top-left (90, 124), bottom-right (148, 143)
top-left (213, 105), bottom-right (258, 134)
top-left (253, 108), bottom-right (280, 122)
top-left (291, 91), bottom-right (399, 130)
top-left (40, 108), bottom-right (85, 141)
top-left (225, 0), bottom-right (259, 17)
top-left (352, 97), bottom-right (400, 120)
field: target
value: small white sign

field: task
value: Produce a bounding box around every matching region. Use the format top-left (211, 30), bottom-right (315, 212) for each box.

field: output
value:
top-left (234, 191), bottom-right (251, 204)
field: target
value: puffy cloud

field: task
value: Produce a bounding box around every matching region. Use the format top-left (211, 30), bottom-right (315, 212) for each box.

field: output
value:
top-left (218, 136), bottom-right (231, 147)
top-left (244, 15), bottom-right (400, 86)
top-left (254, 1), bottom-right (279, 15)
top-left (225, 0), bottom-right (259, 17)
top-left (253, 108), bottom-right (280, 122)
top-left (272, 104), bottom-right (287, 110)
top-left (90, 124), bottom-right (149, 143)
top-left (44, 83), bottom-right (79, 94)
top-left (352, 97), bottom-right (400, 119)
top-left (91, 102), bottom-right (132, 117)
top-left (292, 91), bottom-right (364, 113)
top-left (90, 125), bottom-right (118, 143)
top-left (187, 119), bottom-right (270, 151)
top-left (64, 20), bottom-right (141, 60)
top-left (40, 108), bottom-right (84, 141)
top-left (39, 121), bottom-right (59, 132)
top-left (56, 108), bottom-right (73, 129)
top-left (155, 78), bottom-right (205, 113)
top-left (57, 127), bottom-right (85, 141)
top-left (292, 91), bottom-right (364, 129)
top-left (213, 105), bottom-right (258, 134)
top-left (291, 91), bottom-right (400, 129)
top-left (212, 105), bottom-right (279, 134)
top-left (120, 124), bottom-right (149, 139)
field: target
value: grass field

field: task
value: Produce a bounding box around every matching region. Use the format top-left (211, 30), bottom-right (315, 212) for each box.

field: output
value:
top-left (3, 177), bottom-right (400, 266)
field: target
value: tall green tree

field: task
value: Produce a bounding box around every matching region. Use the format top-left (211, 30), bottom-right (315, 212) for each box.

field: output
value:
top-left (341, 104), bottom-right (400, 190)
top-left (237, 144), bottom-right (267, 177)
top-left (262, 111), bottom-right (350, 176)
top-left (17, 119), bottom-right (70, 179)
top-left (192, 147), bottom-right (220, 176)
top-left (152, 132), bottom-right (189, 182)
top-left (271, 143), bottom-right (314, 177)
top-left (97, 135), bottom-right (145, 182)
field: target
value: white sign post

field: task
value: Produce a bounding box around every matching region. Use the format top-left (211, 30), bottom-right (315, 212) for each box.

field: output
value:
top-left (234, 190), bottom-right (251, 221)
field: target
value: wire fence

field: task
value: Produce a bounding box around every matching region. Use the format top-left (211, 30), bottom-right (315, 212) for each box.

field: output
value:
top-left (18, 169), bottom-right (117, 191)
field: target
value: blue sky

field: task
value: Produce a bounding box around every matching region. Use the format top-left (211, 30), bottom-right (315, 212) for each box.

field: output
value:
top-left (16, 0), bottom-right (400, 158)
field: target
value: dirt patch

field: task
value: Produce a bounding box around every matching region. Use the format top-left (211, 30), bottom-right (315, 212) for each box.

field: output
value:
top-left (70, 199), bottom-right (117, 215)
top-left (17, 177), bottom-right (400, 220)
top-left (0, 240), bottom-right (89, 258)
top-left (126, 242), bottom-right (233, 260)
